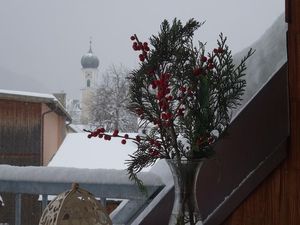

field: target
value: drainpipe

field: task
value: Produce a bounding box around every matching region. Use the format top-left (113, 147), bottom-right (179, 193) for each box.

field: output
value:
top-left (40, 107), bottom-right (55, 166)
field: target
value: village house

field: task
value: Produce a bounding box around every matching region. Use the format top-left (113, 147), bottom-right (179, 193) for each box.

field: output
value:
top-left (0, 89), bottom-right (71, 224)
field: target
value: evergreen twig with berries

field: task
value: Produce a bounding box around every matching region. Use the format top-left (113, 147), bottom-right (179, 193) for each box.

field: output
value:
top-left (87, 18), bottom-right (254, 191)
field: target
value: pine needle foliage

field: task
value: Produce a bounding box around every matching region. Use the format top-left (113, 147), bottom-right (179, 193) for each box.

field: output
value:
top-left (126, 18), bottom-right (254, 188)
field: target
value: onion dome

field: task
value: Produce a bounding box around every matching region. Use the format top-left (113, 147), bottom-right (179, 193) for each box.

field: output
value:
top-left (81, 40), bottom-right (99, 69)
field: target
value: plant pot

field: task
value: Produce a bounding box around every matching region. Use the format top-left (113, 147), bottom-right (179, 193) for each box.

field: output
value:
top-left (166, 159), bottom-right (204, 225)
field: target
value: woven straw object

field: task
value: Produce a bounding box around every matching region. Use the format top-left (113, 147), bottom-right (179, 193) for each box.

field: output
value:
top-left (39, 183), bottom-right (112, 225)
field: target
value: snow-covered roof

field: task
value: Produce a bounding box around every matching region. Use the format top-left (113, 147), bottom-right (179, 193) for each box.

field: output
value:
top-left (67, 124), bottom-right (86, 133)
top-left (0, 88), bottom-right (71, 121)
top-left (234, 13), bottom-right (287, 107)
top-left (48, 132), bottom-right (152, 171)
top-left (0, 88), bottom-right (55, 101)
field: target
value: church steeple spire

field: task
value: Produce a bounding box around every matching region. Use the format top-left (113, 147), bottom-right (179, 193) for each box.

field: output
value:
top-left (89, 37), bottom-right (93, 53)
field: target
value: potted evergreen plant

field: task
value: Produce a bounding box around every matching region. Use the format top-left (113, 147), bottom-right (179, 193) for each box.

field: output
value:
top-left (87, 18), bottom-right (254, 225)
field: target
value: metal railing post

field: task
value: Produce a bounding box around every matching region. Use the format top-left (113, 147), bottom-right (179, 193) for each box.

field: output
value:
top-left (15, 193), bottom-right (21, 225)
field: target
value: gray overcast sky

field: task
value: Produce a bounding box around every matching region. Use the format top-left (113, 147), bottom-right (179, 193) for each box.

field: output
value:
top-left (0, 0), bottom-right (284, 99)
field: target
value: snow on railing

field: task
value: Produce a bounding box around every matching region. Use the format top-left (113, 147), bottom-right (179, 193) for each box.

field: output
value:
top-left (0, 165), bottom-right (164, 225)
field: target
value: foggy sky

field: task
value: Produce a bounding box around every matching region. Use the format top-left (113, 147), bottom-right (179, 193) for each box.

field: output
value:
top-left (0, 0), bottom-right (284, 99)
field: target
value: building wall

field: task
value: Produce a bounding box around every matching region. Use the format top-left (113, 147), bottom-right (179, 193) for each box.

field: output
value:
top-left (0, 99), bottom-right (42, 225)
top-left (221, 1), bottom-right (300, 224)
top-left (42, 103), bottom-right (66, 165)
top-left (0, 99), bottom-right (41, 166)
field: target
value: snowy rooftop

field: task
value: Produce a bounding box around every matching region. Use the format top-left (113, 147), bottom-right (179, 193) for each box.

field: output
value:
top-left (48, 132), bottom-right (152, 171)
top-left (0, 88), bottom-right (71, 120)
top-left (0, 88), bottom-right (56, 101)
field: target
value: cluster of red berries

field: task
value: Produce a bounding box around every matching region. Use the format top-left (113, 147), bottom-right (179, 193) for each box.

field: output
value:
top-left (145, 138), bottom-right (162, 157)
top-left (87, 127), bottom-right (162, 158)
top-left (134, 71), bottom-right (188, 126)
top-left (193, 48), bottom-right (224, 75)
top-left (87, 128), bottom-right (141, 145)
top-left (130, 35), bottom-right (150, 62)
top-left (153, 73), bottom-right (175, 126)
top-left (213, 47), bottom-right (224, 54)
top-left (148, 148), bottom-right (160, 157)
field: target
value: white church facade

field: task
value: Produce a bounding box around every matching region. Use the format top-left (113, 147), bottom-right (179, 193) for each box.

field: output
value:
top-left (80, 40), bottom-right (99, 125)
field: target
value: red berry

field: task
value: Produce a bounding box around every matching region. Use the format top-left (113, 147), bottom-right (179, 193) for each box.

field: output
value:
top-left (193, 67), bottom-right (202, 76)
top-left (179, 86), bottom-right (186, 92)
top-left (112, 129), bottom-right (119, 137)
top-left (213, 48), bottom-right (218, 54)
top-left (167, 95), bottom-right (173, 101)
top-left (149, 139), bottom-right (155, 145)
top-left (161, 113), bottom-right (168, 120)
top-left (130, 35), bottom-right (135, 41)
top-left (136, 135), bottom-right (141, 142)
top-left (150, 150), bottom-right (160, 157)
top-left (95, 128), bottom-right (101, 134)
top-left (200, 56), bottom-right (207, 62)
top-left (121, 139), bottom-right (126, 144)
top-left (104, 135), bottom-right (111, 141)
top-left (177, 108), bottom-right (185, 116)
top-left (208, 63), bottom-right (214, 70)
top-left (217, 47), bottom-right (224, 53)
top-left (156, 91), bottom-right (164, 100)
top-left (132, 42), bottom-right (138, 51)
top-left (98, 133), bottom-right (104, 138)
top-left (166, 112), bottom-right (172, 119)
top-left (208, 58), bottom-right (213, 64)
top-left (144, 46), bottom-right (150, 51)
top-left (99, 127), bottom-right (105, 133)
top-left (87, 134), bottom-right (92, 138)
top-left (155, 141), bottom-right (161, 148)
top-left (124, 134), bottom-right (129, 139)
top-left (139, 54), bottom-right (145, 62)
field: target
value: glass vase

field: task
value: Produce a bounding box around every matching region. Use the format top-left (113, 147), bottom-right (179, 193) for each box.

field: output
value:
top-left (166, 159), bottom-right (204, 225)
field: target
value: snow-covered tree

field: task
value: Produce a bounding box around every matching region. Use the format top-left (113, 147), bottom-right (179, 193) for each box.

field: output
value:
top-left (90, 65), bottom-right (138, 132)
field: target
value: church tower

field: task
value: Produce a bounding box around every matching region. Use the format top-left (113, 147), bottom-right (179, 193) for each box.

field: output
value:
top-left (80, 40), bottom-right (99, 124)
